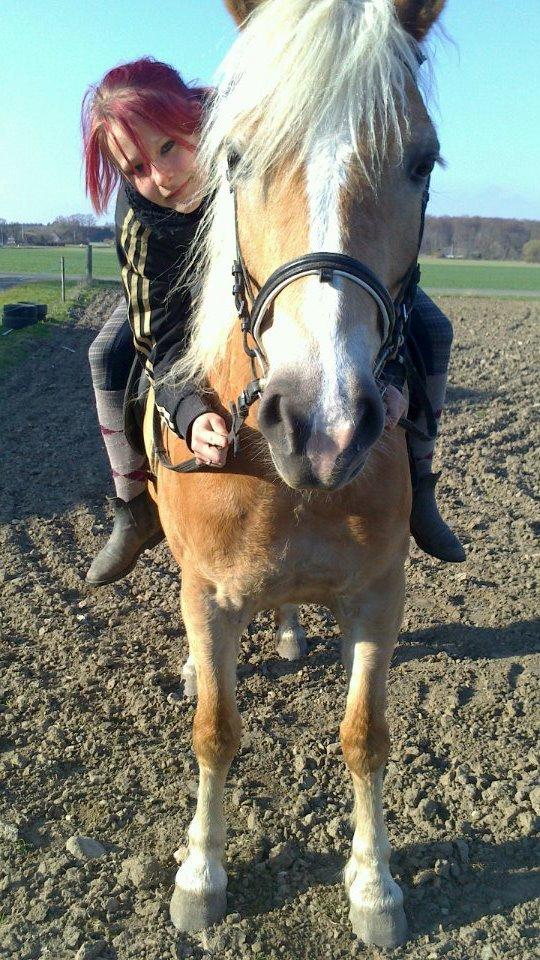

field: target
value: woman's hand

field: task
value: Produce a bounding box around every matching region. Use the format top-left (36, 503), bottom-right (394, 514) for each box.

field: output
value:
top-left (190, 412), bottom-right (230, 467)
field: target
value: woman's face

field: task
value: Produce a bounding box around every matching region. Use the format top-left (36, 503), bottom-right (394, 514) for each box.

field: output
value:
top-left (107, 118), bottom-right (202, 212)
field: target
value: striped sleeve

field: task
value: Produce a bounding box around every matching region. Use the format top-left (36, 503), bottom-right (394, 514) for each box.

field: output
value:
top-left (119, 208), bottom-right (153, 359)
top-left (115, 204), bottom-right (212, 441)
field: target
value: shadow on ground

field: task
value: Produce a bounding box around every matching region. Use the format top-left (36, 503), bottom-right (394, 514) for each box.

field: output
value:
top-left (398, 620), bottom-right (540, 663)
top-left (221, 832), bottom-right (538, 942)
top-left (1, 312), bottom-right (116, 524)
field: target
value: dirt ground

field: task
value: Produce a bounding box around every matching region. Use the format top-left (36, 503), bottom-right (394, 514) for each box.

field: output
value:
top-left (0, 290), bottom-right (538, 960)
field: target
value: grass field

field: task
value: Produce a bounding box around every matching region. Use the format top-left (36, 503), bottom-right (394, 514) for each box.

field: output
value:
top-left (0, 245), bottom-right (119, 278)
top-left (1, 245), bottom-right (539, 293)
top-left (419, 257), bottom-right (540, 292)
top-left (0, 281), bottom-right (109, 378)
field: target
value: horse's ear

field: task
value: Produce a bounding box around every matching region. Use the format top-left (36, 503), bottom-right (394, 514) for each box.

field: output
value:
top-left (224, 0), bottom-right (264, 27)
top-left (394, 0), bottom-right (446, 41)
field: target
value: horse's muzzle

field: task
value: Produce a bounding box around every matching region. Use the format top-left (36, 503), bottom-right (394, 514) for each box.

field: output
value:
top-left (258, 377), bottom-right (385, 490)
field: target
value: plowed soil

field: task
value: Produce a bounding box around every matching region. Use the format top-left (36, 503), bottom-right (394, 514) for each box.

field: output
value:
top-left (0, 291), bottom-right (538, 960)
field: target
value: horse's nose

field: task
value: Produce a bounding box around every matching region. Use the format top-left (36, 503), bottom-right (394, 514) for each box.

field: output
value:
top-left (258, 377), bottom-right (312, 455)
top-left (305, 393), bottom-right (383, 483)
top-left (306, 422), bottom-right (355, 483)
top-left (258, 377), bottom-right (384, 481)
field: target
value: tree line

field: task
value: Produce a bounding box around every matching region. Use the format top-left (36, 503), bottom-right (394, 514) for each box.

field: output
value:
top-left (421, 216), bottom-right (540, 262)
top-left (2, 213), bottom-right (540, 263)
top-left (0, 215), bottom-right (114, 247)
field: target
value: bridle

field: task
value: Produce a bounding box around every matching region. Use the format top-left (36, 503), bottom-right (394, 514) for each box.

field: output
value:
top-left (226, 150), bottom-right (431, 452)
top-left (153, 150), bottom-right (434, 475)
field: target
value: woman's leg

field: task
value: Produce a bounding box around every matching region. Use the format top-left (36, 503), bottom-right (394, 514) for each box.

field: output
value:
top-left (86, 300), bottom-right (162, 585)
top-left (88, 300), bottom-right (147, 501)
top-left (407, 289), bottom-right (465, 562)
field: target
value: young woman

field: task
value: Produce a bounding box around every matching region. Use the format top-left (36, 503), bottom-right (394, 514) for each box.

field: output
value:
top-left (82, 57), bottom-right (463, 586)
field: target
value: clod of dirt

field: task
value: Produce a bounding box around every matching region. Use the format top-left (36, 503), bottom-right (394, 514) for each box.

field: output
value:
top-left (66, 835), bottom-right (107, 861)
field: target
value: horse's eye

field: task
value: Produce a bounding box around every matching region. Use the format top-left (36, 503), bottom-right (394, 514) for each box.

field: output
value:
top-left (227, 148), bottom-right (242, 173)
top-left (410, 154), bottom-right (437, 182)
top-left (226, 146), bottom-right (253, 185)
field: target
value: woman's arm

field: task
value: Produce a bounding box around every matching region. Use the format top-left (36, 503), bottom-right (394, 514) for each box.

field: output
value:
top-left (116, 191), bottom-right (227, 443)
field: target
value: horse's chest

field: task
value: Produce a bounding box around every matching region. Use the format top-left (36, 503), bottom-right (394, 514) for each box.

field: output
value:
top-left (179, 478), bottom-right (402, 607)
top-left (241, 513), bottom-right (374, 605)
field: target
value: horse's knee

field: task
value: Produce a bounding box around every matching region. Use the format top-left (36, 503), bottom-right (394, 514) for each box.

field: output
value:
top-left (193, 699), bottom-right (241, 769)
top-left (88, 329), bottom-right (106, 380)
top-left (340, 707), bottom-right (390, 776)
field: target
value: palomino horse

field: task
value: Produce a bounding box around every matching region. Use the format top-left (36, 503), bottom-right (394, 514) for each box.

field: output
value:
top-left (145, 0), bottom-right (446, 947)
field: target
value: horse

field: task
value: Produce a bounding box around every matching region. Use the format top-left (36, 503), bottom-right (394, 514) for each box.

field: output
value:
top-left (144, 0), bottom-right (446, 947)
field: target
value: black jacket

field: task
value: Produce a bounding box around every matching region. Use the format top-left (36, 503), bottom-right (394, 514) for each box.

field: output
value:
top-left (115, 182), bottom-right (211, 440)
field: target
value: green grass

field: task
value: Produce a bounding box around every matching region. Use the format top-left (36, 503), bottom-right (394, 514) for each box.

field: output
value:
top-left (1, 279), bottom-right (83, 318)
top-left (1, 246), bottom-right (539, 293)
top-left (0, 280), bottom-right (109, 378)
top-left (419, 257), bottom-right (540, 292)
top-left (0, 244), bottom-right (118, 278)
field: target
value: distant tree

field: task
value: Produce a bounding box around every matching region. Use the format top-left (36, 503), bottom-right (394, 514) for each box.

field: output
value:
top-left (50, 214), bottom-right (98, 243)
top-left (79, 214), bottom-right (97, 228)
top-left (422, 216), bottom-right (540, 261)
top-left (522, 239), bottom-right (540, 263)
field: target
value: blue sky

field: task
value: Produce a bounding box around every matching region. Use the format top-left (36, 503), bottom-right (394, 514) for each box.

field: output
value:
top-left (1, 0), bottom-right (538, 224)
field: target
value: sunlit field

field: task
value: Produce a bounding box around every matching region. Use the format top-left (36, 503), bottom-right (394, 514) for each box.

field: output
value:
top-left (1, 246), bottom-right (539, 294)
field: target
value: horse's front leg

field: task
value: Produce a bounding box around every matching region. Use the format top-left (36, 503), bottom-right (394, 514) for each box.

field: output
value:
top-left (182, 601), bottom-right (306, 703)
top-left (334, 562), bottom-right (407, 949)
top-left (170, 573), bottom-right (246, 931)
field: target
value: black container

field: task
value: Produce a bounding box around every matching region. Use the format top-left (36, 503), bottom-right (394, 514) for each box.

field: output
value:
top-left (3, 302), bottom-right (47, 329)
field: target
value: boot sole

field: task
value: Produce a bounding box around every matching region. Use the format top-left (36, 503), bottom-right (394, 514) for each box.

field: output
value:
top-left (411, 532), bottom-right (466, 563)
top-left (85, 531), bottom-right (165, 586)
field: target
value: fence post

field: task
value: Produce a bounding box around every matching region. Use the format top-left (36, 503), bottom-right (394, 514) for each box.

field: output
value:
top-left (60, 256), bottom-right (66, 302)
top-left (86, 242), bottom-right (93, 284)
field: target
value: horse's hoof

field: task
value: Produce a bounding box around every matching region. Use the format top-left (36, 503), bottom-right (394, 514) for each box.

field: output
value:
top-left (181, 665), bottom-right (197, 699)
top-left (276, 629), bottom-right (308, 661)
top-left (170, 884), bottom-right (227, 932)
top-left (349, 902), bottom-right (408, 948)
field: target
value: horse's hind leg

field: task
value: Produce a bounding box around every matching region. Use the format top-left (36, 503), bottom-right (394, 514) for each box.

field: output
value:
top-left (183, 602), bottom-right (306, 700)
top-left (181, 651), bottom-right (197, 699)
top-left (334, 562), bottom-right (408, 949)
top-left (275, 604), bottom-right (307, 660)
top-left (170, 573), bottom-right (245, 932)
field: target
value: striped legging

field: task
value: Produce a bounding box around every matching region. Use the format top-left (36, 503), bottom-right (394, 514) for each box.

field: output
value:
top-left (89, 299), bottom-right (134, 392)
top-left (89, 300), bottom-right (146, 501)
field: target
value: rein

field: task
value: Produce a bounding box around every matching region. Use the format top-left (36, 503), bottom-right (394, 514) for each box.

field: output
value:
top-left (153, 159), bottom-right (435, 475)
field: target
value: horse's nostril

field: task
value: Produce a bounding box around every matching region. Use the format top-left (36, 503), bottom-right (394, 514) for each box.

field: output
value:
top-left (259, 389), bottom-right (283, 431)
top-left (259, 380), bottom-right (312, 455)
top-left (355, 394), bottom-right (384, 447)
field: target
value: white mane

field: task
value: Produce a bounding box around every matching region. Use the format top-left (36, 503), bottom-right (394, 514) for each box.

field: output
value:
top-left (171, 0), bottom-right (422, 387)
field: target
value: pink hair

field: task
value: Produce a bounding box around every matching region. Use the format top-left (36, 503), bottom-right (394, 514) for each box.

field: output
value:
top-left (82, 58), bottom-right (207, 214)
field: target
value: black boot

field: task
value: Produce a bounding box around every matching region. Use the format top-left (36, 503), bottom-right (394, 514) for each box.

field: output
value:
top-left (86, 490), bottom-right (164, 585)
top-left (410, 472), bottom-right (466, 563)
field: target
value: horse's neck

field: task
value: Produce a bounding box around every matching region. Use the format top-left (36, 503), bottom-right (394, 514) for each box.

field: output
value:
top-left (209, 335), bottom-right (278, 481)
top-left (211, 336), bottom-right (259, 423)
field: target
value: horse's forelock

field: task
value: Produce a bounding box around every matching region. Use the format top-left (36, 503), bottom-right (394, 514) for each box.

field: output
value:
top-left (203, 0), bottom-right (421, 186)
top-left (170, 0), bottom-right (427, 388)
